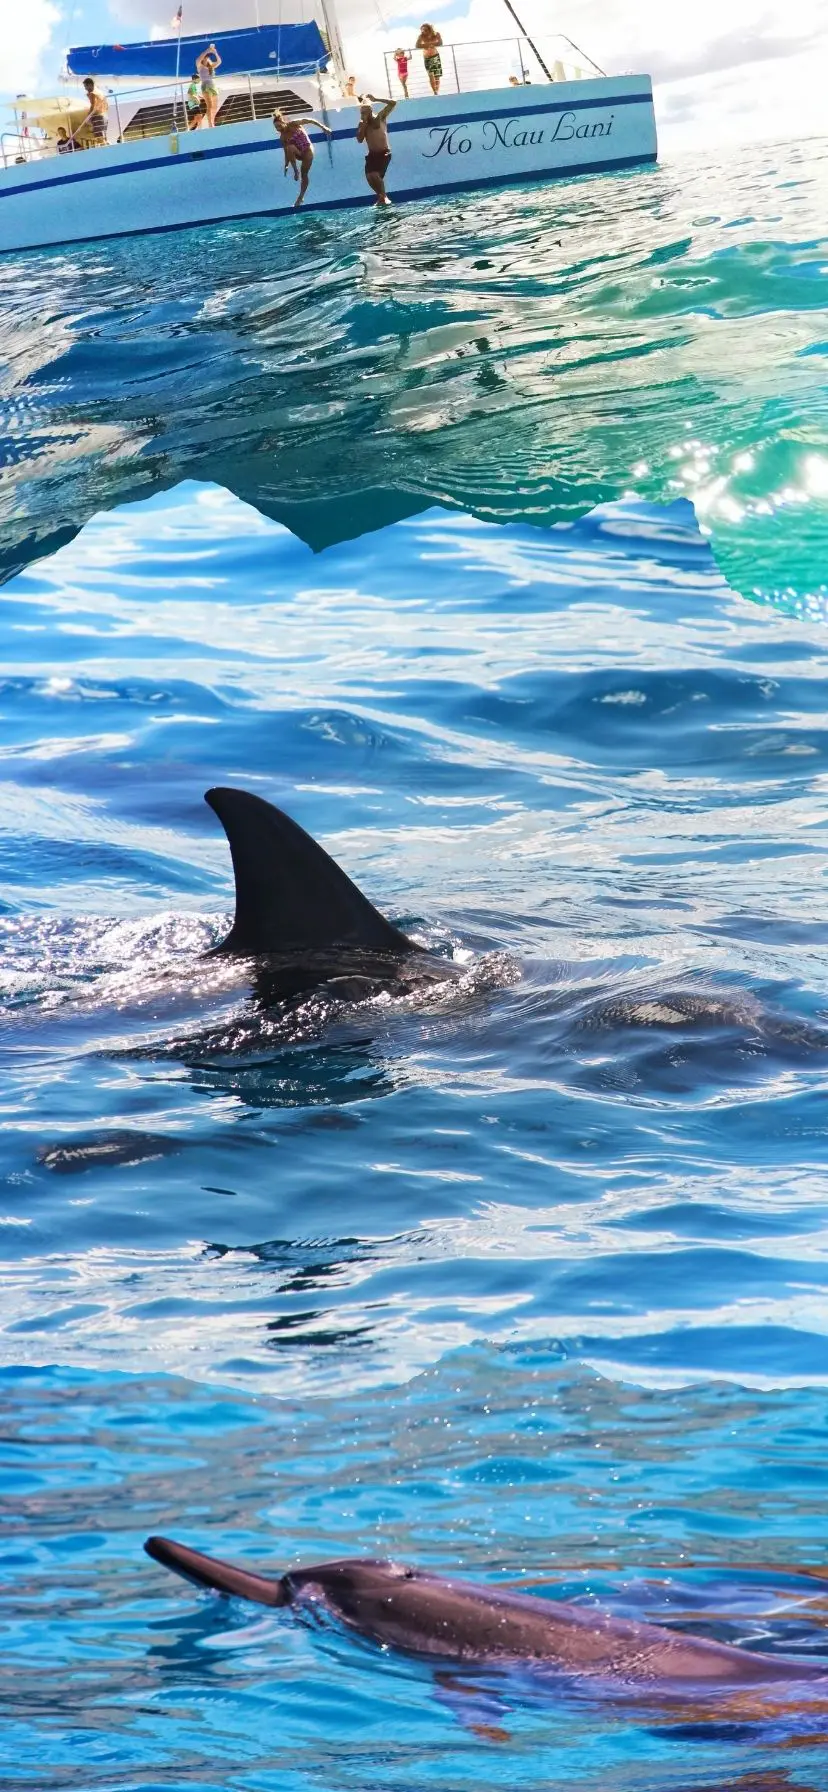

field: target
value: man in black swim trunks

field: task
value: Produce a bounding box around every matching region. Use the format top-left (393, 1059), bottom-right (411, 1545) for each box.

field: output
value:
top-left (356, 95), bottom-right (396, 206)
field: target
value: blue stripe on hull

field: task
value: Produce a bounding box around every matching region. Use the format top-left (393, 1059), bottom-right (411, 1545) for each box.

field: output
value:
top-left (1, 90), bottom-right (652, 204)
top-left (2, 152), bottom-right (657, 257)
top-left (354, 88), bottom-right (651, 135)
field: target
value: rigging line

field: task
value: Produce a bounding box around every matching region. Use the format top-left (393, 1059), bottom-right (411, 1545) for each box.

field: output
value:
top-left (557, 32), bottom-right (606, 77)
top-left (315, 12), bottom-right (334, 169)
top-left (319, 80), bottom-right (334, 163)
top-left (368, 0), bottom-right (392, 36)
top-left (497, 0), bottom-right (553, 82)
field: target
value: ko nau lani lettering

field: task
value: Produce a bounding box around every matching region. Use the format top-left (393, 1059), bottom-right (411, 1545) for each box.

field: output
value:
top-left (424, 109), bottom-right (615, 159)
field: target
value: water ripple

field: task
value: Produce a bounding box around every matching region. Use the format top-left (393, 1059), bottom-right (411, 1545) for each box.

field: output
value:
top-left (2, 141), bottom-right (828, 1787)
top-left (1, 487), bottom-right (827, 1395)
top-left (1, 142), bottom-right (826, 613)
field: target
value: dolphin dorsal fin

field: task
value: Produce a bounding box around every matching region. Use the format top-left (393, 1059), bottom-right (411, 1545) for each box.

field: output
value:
top-left (205, 787), bottom-right (416, 957)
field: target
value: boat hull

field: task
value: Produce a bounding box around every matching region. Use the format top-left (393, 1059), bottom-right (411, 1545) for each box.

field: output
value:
top-left (0, 78), bottom-right (656, 254)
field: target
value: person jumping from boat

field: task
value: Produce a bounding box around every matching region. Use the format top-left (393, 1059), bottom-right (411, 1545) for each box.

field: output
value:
top-left (356, 96), bottom-right (396, 206)
top-left (415, 24), bottom-right (443, 94)
top-left (196, 44), bottom-right (222, 127)
top-left (273, 110), bottom-right (333, 209)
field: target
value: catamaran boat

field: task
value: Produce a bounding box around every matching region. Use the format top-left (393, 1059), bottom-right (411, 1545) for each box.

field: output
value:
top-left (0, 3), bottom-right (656, 255)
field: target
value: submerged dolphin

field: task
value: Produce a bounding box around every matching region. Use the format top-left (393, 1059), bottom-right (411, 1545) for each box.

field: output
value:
top-left (7, 787), bottom-right (820, 1068)
top-left (145, 1538), bottom-right (828, 1693)
top-left (203, 786), bottom-right (462, 1004)
top-left (202, 790), bottom-right (824, 1046)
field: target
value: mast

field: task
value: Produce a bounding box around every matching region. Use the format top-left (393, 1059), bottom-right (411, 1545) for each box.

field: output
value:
top-left (318, 0), bottom-right (346, 83)
top-left (498, 0), bottom-right (553, 82)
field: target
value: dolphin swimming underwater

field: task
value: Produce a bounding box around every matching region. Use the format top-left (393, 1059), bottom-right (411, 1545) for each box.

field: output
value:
top-left (201, 790), bottom-right (827, 1048)
top-left (7, 786), bottom-right (824, 1075)
top-left (144, 1538), bottom-right (828, 1694)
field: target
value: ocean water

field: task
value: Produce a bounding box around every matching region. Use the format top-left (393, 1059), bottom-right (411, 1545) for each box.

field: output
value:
top-left (1, 137), bottom-right (828, 1789)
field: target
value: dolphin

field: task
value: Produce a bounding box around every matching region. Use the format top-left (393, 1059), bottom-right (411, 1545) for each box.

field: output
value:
top-left (204, 790), bottom-right (828, 1049)
top-left (202, 786), bottom-right (463, 1005)
top-left (5, 787), bottom-right (821, 1067)
top-left (37, 1129), bottom-right (180, 1174)
top-left (144, 1538), bottom-right (828, 1693)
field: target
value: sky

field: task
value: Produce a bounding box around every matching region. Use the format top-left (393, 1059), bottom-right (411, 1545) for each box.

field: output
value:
top-left (4, 0), bottom-right (826, 153)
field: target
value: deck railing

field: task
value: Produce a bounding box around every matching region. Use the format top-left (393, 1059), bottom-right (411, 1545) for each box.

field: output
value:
top-left (381, 35), bottom-right (603, 99)
top-left (2, 39), bottom-right (610, 171)
top-left (0, 69), bottom-right (325, 167)
top-left (1, 129), bottom-right (52, 168)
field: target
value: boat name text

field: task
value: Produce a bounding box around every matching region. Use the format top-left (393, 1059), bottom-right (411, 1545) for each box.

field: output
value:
top-left (423, 110), bottom-right (615, 159)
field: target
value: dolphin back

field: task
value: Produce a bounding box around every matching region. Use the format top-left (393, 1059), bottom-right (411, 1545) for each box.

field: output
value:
top-left (205, 787), bottom-right (417, 957)
top-left (145, 1535), bottom-right (289, 1605)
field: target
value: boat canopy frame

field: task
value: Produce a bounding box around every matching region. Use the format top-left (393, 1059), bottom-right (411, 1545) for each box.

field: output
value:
top-left (66, 23), bottom-right (331, 83)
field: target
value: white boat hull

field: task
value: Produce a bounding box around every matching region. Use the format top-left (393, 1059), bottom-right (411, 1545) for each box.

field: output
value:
top-left (0, 77), bottom-right (656, 255)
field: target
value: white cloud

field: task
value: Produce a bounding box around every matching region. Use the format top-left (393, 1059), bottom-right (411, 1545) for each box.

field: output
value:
top-left (5, 1), bottom-right (63, 96)
top-left (366, 0), bottom-right (826, 147)
top-left (17, 0), bottom-right (825, 148)
top-left (108, 0), bottom-right (293, 30)
top-left (657, 44), bottom-right (826, 151)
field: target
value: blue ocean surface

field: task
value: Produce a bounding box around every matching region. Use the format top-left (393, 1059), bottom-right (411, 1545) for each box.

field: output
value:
top-left (1, 137), bottom-right (828, 1789)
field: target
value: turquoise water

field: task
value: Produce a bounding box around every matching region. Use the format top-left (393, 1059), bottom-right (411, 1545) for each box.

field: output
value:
top-left (2, 138), bottom-right (828, 1788)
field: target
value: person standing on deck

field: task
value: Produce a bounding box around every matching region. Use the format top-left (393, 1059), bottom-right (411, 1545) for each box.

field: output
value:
top-left (196, 44), bottom-right (222, 128)
top-left (356, 96), bottom-right (396, 206)
top-left (76, 78), bottom-right (108, 147)
top-left (415, 24), bottom-right (443, 94)
top-left (393, 48), bottom-right (410, 97)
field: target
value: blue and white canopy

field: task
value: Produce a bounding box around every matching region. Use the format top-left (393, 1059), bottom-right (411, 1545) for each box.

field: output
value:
top-left (67, 23), bottom-right (330, 81)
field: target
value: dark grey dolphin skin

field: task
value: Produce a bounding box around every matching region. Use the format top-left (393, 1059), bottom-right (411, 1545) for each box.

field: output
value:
top-left (144, 1539), bottom-right (828, 1691)
top-left (204, 787), bottom-right (460, 1003)
top-left (202, 790), bottom-right (826, 1044)
top-left (37, 1130), bottom-right (180, 1174)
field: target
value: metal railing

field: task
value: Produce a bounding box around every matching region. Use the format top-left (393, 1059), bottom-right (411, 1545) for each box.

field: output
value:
top-left (382, 35), bottom-right (602, 100)
top-left (1, 68), bottom-right (327, 168)
top-left (118, 80), bottom-right (311, 142)
top-left (1, 42), bottom-right (611, 170)
top-left (0, 129), bottom-right (52, 168)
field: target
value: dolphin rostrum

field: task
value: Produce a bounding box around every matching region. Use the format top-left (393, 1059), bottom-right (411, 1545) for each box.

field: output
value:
top-left (203, 787), bottom-right (461, 1004)
top-left (145, 1538), bottom-right (828, 1692)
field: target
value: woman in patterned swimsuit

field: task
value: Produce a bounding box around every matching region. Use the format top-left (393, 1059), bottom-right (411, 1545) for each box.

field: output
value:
top-left (273, 110), bottom-right (333, 209)
top-left (415, 24), bottom-right (443, 94)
